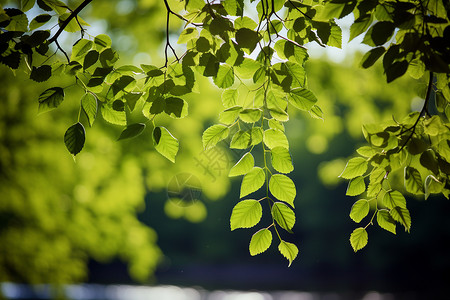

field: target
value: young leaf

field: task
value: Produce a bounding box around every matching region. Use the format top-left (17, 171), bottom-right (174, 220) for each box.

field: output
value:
top-left (94, 34), bottom-right (112, 49)
top-left (289, 88), bottom-right (318, 111)
top-left (38, 87), bottom-right (64, 114)
top-left (118, 123), bottom-right (146, 141)
top-left (382, 191), bottom-right (407, 209)
top-left (153, 126), bottom-right (179, 163)
top-left (278, 240), bottom-right (298, 267)
top-left (219, 106), bottom-right (242, 125)
top-left (404, 167), bottom-right (424, 194)
top-left (346, 176), bottom-right (366, 196)
top-left (81, 93), bottom-right (97, 127)
top-left (202, 124), bottom-right (230, 150)
top-left (239, 108), bottom-right (262, 123)
top-left (240, 167), bottom-right (265, 198)
top-left (222, 89), bottom-right (238, 108)
top-left (230, 199), bottom-right (263, 230)
top-left (230, 130), bottom-right (251, 149)
top-left (64, 122), bottom-right (85, 156)
top-left (214, 64), bottom-right (234, 88)
top-left (269, 174), bottom-right (296, 207)
top-left (272, 202), bottom-right (296, 232)
top-left (229, 152), bottom-right (255, 177)
top-left (71, 39), bottom-right (93, 61)
top-left (249, 228), bottom-right (272, 256)
top-left (349, 199), bottom-right (370, 223)
top-left (377, 209), bottom-right (396, 234)
top-left (390, 206), bottom-right (411, 232)
top-left (263, 129), bottom-right (289, 149)
top-left (350, 227), bottom-right (368, 252)
top-left (340, 157), bottom-right (368, 179)
top-left (356, 146), bottom-right (377, 158)
top-left (101, 104), bottom-right (126, 125)
top-left (271, 147), bottom-right (294, 174)
top-left (249, 127), bottom-right (264, 145)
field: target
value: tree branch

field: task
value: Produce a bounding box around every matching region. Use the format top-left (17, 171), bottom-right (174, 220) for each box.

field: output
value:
top-left (48, 0), bottom-right (93, 44)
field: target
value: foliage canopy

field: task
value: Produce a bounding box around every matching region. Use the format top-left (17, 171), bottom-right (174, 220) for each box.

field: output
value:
top-left (1, 0), bottom-right (449, 278)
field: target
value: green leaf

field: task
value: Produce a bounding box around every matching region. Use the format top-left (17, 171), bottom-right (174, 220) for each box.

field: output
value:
top-left (390, 206), bottom-right (411, 232)
top-left (202, 124), bottom-right (230, 150)
top-left (21, 0), bottom-right (36, 12)
top-left (83, 50), bottom-right (99, 70)
top-left (360, 47), bottom-right (385, 69)
top-left (164, 97), bottom-right (188, 119)
top-left (118, 123), bottom-right (146, 141)
top-left (268, 119), bottom-right (285, 131)
top-left (349, 199), bottom-right (370, 223)
top-left (356, 146), bottom-right (377, 158)
top-left (153, 126), bottom-right (179, 163)
top-left (425, 175), bottom-right (444, 200)
top-left (230, 130), bottom-right (251, 149)
top-left (235, 28), bottom-right (260, 52)
top-left (382, 191), bottom-right (407, 209)
top-left (272, 202), bottom-right (295, 232)
top-left (346, 176), bottom-right (366, 196)
top-left (58, 12), bottom-right (89, 33)
top-left (269, 174), bottom-right (296, 207)
top-left (177, 27), bottom-right (198, 44)
top-left (278, 240), bottom-right (298, 267)
top-left (350, 14), bottom-right (373, 42)
top-left (219, 106), bottom-right (242, 125)
top-left (289, 88), bottom-right (318, 111)
top-left (71, 39), bottom-right (93, 61)
top-left (229, 152), bottom-right (254, 177)
top-left (38, 87), bottom-right (64, 114)
top-left (249, 127), bottom-right (263, 145)
top-left (350, 227), bottom-right (368, 252)
top-left (29, 14), bottom-right (52, 30)
top-left (64, 122), bottom-right (85, 156)
top-left (340, 157), bottom-right (368, 179)
top-left (230, 199), bottom-right (262, 230)
top-left (81, 93), bottom-right (97, 127)
top-left (30, 65), bottom-right (52, 82)
top-left (239, 108), bottom-right (262, 123)
top-left (377, 209), bottom-right (396, 234)
top-left (101, 103), bottom-right (126, 125)
top-left (94, 34), bottom-right (112, 49)
top-left (249, 229), bottom-right (272, 256)
top-left (263, 129), bottom-right (289, 149)
top-left (240, 167), bottom-right (265, 198)
top-left (214, 64), bottom-right (234, 88)
top-left (271, 147), bottom-right (293, 174)
top-left (404, 167), bottom-right (424, 194)
top-left (222, 89), bottom-right (238, 108)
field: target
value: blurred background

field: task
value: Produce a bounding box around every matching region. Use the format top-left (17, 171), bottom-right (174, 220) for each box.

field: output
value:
top-left (1, 0), bottom-right (450, 299)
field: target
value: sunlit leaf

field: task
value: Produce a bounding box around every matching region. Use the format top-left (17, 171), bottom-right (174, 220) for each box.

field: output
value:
top-left (377, 209), bottom-right (396, 234)
top-left (202, 124), bottom-right (230, 150)
top-left (382, 191), bottom-right (407, 209)
top-left (240, 167), bottom-right (265, 198)
top-left (263, 129), bottom-right (289, 149)
top-left (278, 240), bottom-right (298, 267)
top-left (340, 157), bottom-right (368, 179)
top-left (269, 174), bottom-right (296, 207)
top-left (346, 176), bottom-right (366, 196)
top-left (229, 152), bottom-right (254, 177)
top-left (230, 199), bottom-right (262, 230)
top-left (350, 227), bottom-right (368, 252)
top-left (153, 126), bottom-right (179, 163)
top-left (349, 199), bottom-right (370, 223)
top-left (390, 206), bottom-right (411, 232)
top-left (81, 93), bottom-right (97, 127)
top-left (272, 202), bottom-right (295, 232)
top-left (271, 147), bottom-right (293, 174)
top-left (249, 229), bottom-right (272, 256)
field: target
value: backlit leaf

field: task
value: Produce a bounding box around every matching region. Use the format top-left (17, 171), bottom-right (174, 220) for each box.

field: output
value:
top-left (350, 227), bottom-right (368, 252)
top-left (382, 191), bottom-right (407, 209)
top-left (118, 123), bottom-right (146, 141)
top-left (271, 147), bottom-right (293, 174)
top-left (272, 202), bottom-right (295, 232)
top-left (230, 199), bottom-right (262, 230)
top-left (390, 206), bottom-right (411, 232)
top-left (263, 129), bottom-right (289, 149)
top-left (289, 88), bottom-right (318, 111)
top-left (230, 130), bottom-right (251, 149)
top-left (202, 124), bottom-right (230, 150)
top-left (153, 126), bottom-right (179, 163)
top-left (377, 209), bottom-right (396, 234)
top-left (269, 174), bottom-right (296, 207)
top-left (38, 87), bottom-right (64, 114)
top-left (278, 240), bottom-right (298, 267)
top-left (229, 152), bottom-right (254, 177)
top-left (340, 157), bottom-right (368, 179)
top-left (349, 199), bottom-right (370, 223)
top-left (404, 167), bottom-right (423, 194)
top-left (81, 93), bottom-right (97, 127)
top-left (249, 229), bottom-right (272, 256)
top-left (346, 176), bottom-right (366, 196)
top-left (222, 89), bottom-right (238, 108)
top-left (240, 167), bottom-right (265, 198)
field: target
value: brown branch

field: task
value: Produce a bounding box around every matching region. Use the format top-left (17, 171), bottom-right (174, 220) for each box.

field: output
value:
top-left (48, 0), bottom-right (93, 44)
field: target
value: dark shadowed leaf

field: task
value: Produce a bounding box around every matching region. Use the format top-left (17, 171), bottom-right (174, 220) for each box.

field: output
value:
top-left (38, 87), bottom-right (64, 114)
top-left (64, 122), bottom-right (85, 156)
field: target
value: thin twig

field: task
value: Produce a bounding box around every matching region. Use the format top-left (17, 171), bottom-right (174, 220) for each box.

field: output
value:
top-left (48, 0), bottom-right (93, 44)
top-left (398, 71), bottom-right (434, 152)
